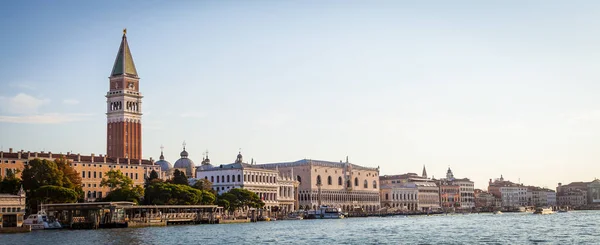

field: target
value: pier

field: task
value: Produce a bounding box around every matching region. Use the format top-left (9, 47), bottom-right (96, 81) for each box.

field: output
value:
top-left (42, 202), bottom-right (223, 229)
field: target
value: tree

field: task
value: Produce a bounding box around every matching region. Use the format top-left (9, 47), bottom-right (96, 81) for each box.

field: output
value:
top-left (200, 190), bottom-right (216, 205)
top-left (21, 158), bottom-right (83, 213)
top-left (100, 170), bottom-right (144, 204)
top-left (172, 169), bottom-right (188, 185)
top-left (149, 170), bottom-right (159, 181)
top-left (220, 188), bottom-right (265, 212)
top-left (192, 178), bottom-right (212, 191)
top-left (0, 169), bottom-right (22, 194)
top-left (35, 185), bottom-right (79, 203)
top-left (145, 170), bottom-right (162, 188)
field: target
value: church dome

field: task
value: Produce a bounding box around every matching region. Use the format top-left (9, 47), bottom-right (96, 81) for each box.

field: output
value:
top-left (154, 147), bottom-right (172, 172)
top-left (174, 145), bottom-right (195, 177)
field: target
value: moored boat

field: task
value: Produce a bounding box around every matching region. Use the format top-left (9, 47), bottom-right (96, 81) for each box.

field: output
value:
top-left (493, 210), bottom-right (502, 215)
top-left (22, 211), bottom-right (62, 230)
top-left (533, 207), bottom-right (553, 215)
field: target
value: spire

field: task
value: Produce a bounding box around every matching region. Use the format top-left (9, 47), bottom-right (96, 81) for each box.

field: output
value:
top-left (159, 145), bottom-right (165, 160)
top-left (111, 28), bottom-right (138, 77)
top-left (422, 165), bottom-right (428, 178)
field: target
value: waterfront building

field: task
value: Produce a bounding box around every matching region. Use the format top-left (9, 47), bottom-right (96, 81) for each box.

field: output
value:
top-left (379, 182), bottom-right (419, 211)
top-left (435, 168), bottom-right (475, 209)
top-left (380, 171), bottom-right (440, 211)
top-left (474, 189), bottom-right (500, 210)
top-left (555, 181), bottom-right (600, 207)
top-left (195, 152), bottom-right (299, 212)
top-left (525, 186), bottom-right (556, 207)
top-left (438, 182), bottom-right (460, 209)
top-left (0, 149), bottom-right (160, 202)
top-left (488, 175), bottom-right (527, 208)
top-left (0, 187), bottom-right (26, 228)
top-left (259, 158), bottom-right (381, 212)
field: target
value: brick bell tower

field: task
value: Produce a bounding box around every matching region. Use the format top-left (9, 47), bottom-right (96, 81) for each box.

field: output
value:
top-left (106, 29), bottom-right (142, 159)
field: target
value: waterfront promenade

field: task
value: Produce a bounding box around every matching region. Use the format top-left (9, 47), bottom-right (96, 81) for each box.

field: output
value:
top-left (2, 211), bottom-right (599, 244)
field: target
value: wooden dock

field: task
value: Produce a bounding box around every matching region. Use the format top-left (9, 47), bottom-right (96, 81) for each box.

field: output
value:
top-left (42, 202), bottom-right (223, 229)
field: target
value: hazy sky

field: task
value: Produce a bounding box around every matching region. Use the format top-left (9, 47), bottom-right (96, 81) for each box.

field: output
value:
top-left (1, 1), bottom-right (600, 189)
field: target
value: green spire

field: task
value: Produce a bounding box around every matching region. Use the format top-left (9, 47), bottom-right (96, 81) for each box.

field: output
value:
top-left (111, 29), bottom-right (138, 77)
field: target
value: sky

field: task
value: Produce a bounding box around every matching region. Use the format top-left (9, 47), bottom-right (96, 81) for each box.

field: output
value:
top-left (1, 1), bottom-right (600, 189)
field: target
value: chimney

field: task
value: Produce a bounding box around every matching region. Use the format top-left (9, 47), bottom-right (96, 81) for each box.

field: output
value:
top-left (49, 152), bottom-right (52, 159)
top-left (116, 158), bottom-right (120, 164)
top-left (103, 155), bottom-right (107, 163)
top-left (9, 148), bottom-right (13, 153)
top-left (91, 153), bottom-right (95, 163)
top-left (127, 158), bottom-right (131, 165)
top-left (77, 153), bottom-right (81, 162)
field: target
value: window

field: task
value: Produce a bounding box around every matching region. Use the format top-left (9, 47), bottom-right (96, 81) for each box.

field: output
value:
top-left (354, 177), bottom-right (359, 187)
top-left (99, 172), bottom-right (103, 178)
top-left (386, 193), bottom-right (389, 200)
top-left (316, 175), bottom-right (322, 185)
top-left (211, 176), bottom-right (214, 183)
top-left (327, 176), bottom-right (332, 185)
top-left (297, 176), bottom-right (301, 183)
top-left (88, 171), bottom-right (91, 178)
top-left (338, 177), bottom-right (342, 185)
top-left (373, 180), bottom-right (377, 189)
top-left (82, 171), bottom-right (85, 178)
top-left (135, 173), bottom-right (138, 179)
top-left (364, 180), bottom-right (368, 188)
top-left (237, 174), bottom-right (241, 182)
top-left (98, 192), bottom-right (103, 198)
top-left (217, 176), bottom-right (220, 183)
top-left (227, 175), bottom-right (230, 182)
top-left (94, 172), bottom-right (97, 178)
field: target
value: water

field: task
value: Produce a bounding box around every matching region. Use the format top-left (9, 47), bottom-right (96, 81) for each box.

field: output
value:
top-left (3, 211), bottom-right (599, 244)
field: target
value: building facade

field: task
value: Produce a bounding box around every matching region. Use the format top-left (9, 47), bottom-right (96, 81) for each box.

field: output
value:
top-left (260, 158), bottom-right (381, 212)
top-left (380, 172), bottom-right (440, 212)
top-left (436, 168), bottom-right (475, 209)
top-left (106, 29), bottom-right (143, 159)
top-left (0, 150), bottom-right (160, 202)
top-left (195, 152), bottom-right (299, 212)
top-left (488, 176), bottom-right (527, 208)
top-left (0, 187), bottom-right (26, 228)
top-left (380, 182), bottom-right (418, 211)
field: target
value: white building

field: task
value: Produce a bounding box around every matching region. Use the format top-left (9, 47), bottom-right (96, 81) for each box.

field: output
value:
top-left (195, 152), bottom-right (299, 212)
top-left (440, 168), bottom-right (475, 209)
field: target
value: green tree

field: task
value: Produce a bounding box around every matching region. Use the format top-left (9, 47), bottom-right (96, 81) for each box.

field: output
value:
top-left (100, 170), bottom-right (144, 204)
top-left (200, 190), bottom-right (216, 205)
top-left (0, 169), bottom-right (22, 194)
top-left (35, 185), bottom-right (79, 203)
top-left (172, 169), bottom-right (188, 185)
top-left (192, 178), bottom-right (212, 191)
top-left (149, 170), bottom-right (159, 181)
top-left (54, 157), bottom-right (83, 200)
top-left (21, 159), bottom-right (64, 191)
top-left (220, 188), bottom-right (265, 212)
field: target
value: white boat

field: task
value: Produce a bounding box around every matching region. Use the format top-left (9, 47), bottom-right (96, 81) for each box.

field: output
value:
top-left (314, 206), bottom-right (344, 219)
top-left (22, 211), bottom-right (62, 229)
top-left (533, 207), bottom-right (553, 215)
top-left (493, 210), bottom-right (502, 215)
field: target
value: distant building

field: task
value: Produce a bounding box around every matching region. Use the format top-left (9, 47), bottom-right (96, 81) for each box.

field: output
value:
top-left (0, 187), bottom-right (26, 228)
top-left (195, 152), bottom-right (299, 212)
top-left (380, 182), bottom-right (419, 211)
top-left (488, 175), bottom-right (527, 208)
top-left (380, 169), bottom-right (440, 212)
top-left (556, 179), bottom-right (600, 208)
top-left (525, 186), bottom-right (556, 207)
top-left (260, 158), bottom-right (381, 212)
top-left (0, 149), bottom-right (160, 202)
top-left (436, 168), bottom-right (475, 209)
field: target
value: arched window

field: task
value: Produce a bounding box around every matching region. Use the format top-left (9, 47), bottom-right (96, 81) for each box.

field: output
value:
top-left (222, 176), bottom-right (225, 183)
top-left (211, 176), bottom-right (214, 183)
top-left (238, 174), bottom-right (241, 182)
top-left (354, 177), bottom-right (359, 187)
top-left (364, 180), bottom-right (368, 188)
top-left (338, 177), bottom-right (342, 185)
top-left (216, 176), bottom-right (220, 183)
top-left (373, 180), bottom-right (377, 189)
top-left (328, 176), bottom-right (332, 185)
top-left (385, 193), bottom-right (389, 200)
top-left (227, 175), bottom-right (230, 182)
top-left (317, 175), bottom-right (322, 185)
top-left (347, 180), bottom-right (351, 188)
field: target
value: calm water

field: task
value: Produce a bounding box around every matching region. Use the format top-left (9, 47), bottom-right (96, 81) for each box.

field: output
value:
top-left (3, 211), bottom-right (599, 244)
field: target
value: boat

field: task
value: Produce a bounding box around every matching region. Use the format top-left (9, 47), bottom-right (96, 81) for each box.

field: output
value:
top-left (22, 210), bottom-right (62, 229)
top-left (493, 210), bottom-right (502, 215)
top-left (307, 206), bottom-right (345, 219)
top-left (533, 207), bottom-right (553, 215)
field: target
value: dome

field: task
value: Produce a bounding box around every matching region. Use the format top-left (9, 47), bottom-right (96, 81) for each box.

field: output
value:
top-left (155, 159), bottom-right (172, 172)
top-left (155, 147), bottom-right (172, 172)
top-left (174, 146), bottom-right (195, 177)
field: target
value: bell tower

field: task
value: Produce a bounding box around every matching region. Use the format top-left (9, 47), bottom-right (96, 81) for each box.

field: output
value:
top-left (106, 29), bottom-right (143, 159)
